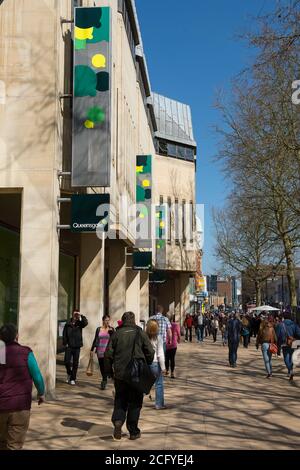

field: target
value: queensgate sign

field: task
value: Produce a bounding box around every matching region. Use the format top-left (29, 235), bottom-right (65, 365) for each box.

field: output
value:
top-left (71, 194), bottom-right (110, 233)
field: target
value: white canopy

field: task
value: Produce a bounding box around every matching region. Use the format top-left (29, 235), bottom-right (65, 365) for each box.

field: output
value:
top-left (249, 305), bottom-right (280, 312)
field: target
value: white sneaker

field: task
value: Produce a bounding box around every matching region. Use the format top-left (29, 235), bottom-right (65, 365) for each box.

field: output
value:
top-left (70, 380), bottom-right (76, 385)
top-left (66, 375), bottom-right (70, 384)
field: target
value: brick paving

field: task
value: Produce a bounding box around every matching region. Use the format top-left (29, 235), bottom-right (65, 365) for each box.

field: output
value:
top-left (25, 334), bottom-right (300, 450)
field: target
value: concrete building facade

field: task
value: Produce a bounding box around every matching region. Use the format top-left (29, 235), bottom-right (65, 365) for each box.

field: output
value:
top-left (0, 0), bottom-right (197, 393)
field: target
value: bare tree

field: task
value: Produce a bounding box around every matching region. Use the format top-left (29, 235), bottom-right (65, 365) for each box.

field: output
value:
top-left (213, 198), bottom-right (285, 306)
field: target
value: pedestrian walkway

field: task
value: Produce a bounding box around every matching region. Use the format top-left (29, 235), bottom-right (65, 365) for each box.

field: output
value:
top-left (25, 337), bottom-right (300, 450)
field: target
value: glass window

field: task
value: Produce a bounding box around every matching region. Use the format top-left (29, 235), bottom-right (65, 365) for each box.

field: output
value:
top-left (58, 253), bottom-right (75, 324)
top-left (120, 0), bottom-right (136, 61)
top-left (57, 252), bottom-right (76, 352)
top-left (72, 0), bottom-right (81, 7)
top-left (182, 200), bottom-right (186, 245)
top-left (167, 198), bottom-right (172, 244)
top-left (186, 147), bottom-right (194, 161)
top-left (189, 201), bottom-right (194, 244)
top-left (175, 198), bottom-right (180, 245)
top-left (0, 225), bottom-right (20, 326)
top-left (167, 143), bottom-right (177, 157)
top-left (158, 140), bottom-right (167, 156)
top-left (177, 145), bottom-right (185, 159)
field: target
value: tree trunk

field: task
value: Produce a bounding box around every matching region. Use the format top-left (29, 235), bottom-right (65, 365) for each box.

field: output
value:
top-left (255, 280), bottom-right (261, 306)
top-left (282, 234), bottom-right (297, 320)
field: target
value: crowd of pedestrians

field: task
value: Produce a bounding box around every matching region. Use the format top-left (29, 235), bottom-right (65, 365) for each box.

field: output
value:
top-left (1, 303), bottom-right (300, 448)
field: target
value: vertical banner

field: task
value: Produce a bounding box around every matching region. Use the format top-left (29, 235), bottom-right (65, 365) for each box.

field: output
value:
top-left (136, 155), bottom-right (152, 248)
top-left (155, 204), bottom-right (166, 269)
top-left (72, 7), bottom-right (111, 187)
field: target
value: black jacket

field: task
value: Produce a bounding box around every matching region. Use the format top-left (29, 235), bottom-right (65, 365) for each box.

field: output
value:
top-left (104, 322), bottom-right (154, 380)
top-left (63, 316), bottom-right (88, 348)
top-left (227, 318), bottom-right (242, 343)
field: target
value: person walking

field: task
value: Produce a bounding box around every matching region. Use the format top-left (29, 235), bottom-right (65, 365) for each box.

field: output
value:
top-left (256, 319), bottom-right (277, 378)
top-left (149, 305), bottom-right (172, 352)
top-left (221, 316), bottom-right (228, 346)
top-left (204, 313), bottom-right (210, 338)
top-left (195, 311), bottom-right (205, 342)
top-left (165, 315), bottom-right (181, 378)
top-left (227, 312), bottom-right (242, 368)
top-left (0, 324), bottom-right (45, 450)
top-left (276, 311), bottom-right (300, 381)
top-left (63, 310), bottom-right (88, 385)
top-left (90, 315), bottom-right (114, 390)
top-left (184, 313), bottom-right (193, 342)
top-left (104, 311), bottom-right (154, 441)
top-left (146, 320), bottom-right (166, 410)
top-left (241, 315), bottom-right (251, 348)
top-left (212, 315), bottom-right (219, 343)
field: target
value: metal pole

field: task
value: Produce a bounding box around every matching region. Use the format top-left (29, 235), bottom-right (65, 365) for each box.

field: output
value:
top-left (57, 225), bottom-right (71, 230)
top-left (101, 231), bottom-right (106, 317)
top-left (282, 275), bottom-right (284, 308)
top-left (57, 198), bottom-right (71, 203)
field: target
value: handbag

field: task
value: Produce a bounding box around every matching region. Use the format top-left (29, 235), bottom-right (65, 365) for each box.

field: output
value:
top-left (123, 328), bottom-right (156, 394)
top-left (86, 356), bottom-right (94, 376)
top-left (269, 343), bottom-right (278, 355)
top-left (283, 322), bottom-right (295, 347)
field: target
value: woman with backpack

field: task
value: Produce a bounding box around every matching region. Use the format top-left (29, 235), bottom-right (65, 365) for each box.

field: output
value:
top-left (256, 319), bottom-right (277, 378)
top-left (146, 320), bottom-right (166, 410)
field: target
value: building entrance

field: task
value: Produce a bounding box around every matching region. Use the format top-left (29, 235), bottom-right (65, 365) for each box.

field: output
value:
top-left (0, 193), bottom-right (21, 326)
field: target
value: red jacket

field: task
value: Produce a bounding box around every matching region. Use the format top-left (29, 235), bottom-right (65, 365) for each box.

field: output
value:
top-left (184, 317), bottom-right (193, 328)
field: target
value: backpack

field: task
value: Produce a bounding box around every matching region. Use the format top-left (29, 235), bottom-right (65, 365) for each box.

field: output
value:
top-left (123, 329), bottom-right (156, 394)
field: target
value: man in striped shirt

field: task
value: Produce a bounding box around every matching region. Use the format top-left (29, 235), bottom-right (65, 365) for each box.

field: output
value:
top-left (149, 305), bottom-right (172, 353)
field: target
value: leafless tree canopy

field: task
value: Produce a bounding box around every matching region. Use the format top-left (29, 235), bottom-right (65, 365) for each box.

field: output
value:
top-left (213, 1), bottom-right (300, 314)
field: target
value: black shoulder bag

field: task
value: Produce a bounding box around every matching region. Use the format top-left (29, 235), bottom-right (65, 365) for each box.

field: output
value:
top-left (123, 328), bottom-right (156, 394)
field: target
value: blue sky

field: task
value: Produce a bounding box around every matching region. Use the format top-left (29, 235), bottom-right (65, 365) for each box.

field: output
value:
top-left (136, 0), bottom-right (275, 274)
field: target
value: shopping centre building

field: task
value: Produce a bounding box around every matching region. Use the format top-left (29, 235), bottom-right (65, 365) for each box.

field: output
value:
top-left (0, 0), bottom-right (197, 392)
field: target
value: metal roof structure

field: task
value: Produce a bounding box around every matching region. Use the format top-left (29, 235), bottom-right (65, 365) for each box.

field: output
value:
top-left (152, 92), bottom-right (196, 148)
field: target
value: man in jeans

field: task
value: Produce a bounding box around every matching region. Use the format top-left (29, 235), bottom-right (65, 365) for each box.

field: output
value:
top-left (63, 310), bottom-right (88, 385)
top-left (0, 324), bottom-right (45, 450)
top-left (227, 312), bottom-right (242, 368)
top-left (149, 305), bottom-right (172, 352)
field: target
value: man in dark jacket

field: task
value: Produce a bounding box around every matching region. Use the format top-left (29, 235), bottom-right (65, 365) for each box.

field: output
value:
top-left (63, 310), bottom-right (88, 385)
top-left (104, 311), bottom-right (154, 441)
top-left (227, 312), bottom-right (242, 368)
top-left (276, 311), bottom-right (300, 381)
top-left (0, 324), bottom-right (45, 450)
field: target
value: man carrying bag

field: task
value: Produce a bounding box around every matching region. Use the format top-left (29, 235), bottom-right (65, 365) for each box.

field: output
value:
top-left (104, 311), bottom-right (154, 441)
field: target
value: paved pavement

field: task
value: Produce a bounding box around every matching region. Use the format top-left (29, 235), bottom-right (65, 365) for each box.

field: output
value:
top-left (25, 334), bottom-right (300, 450)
